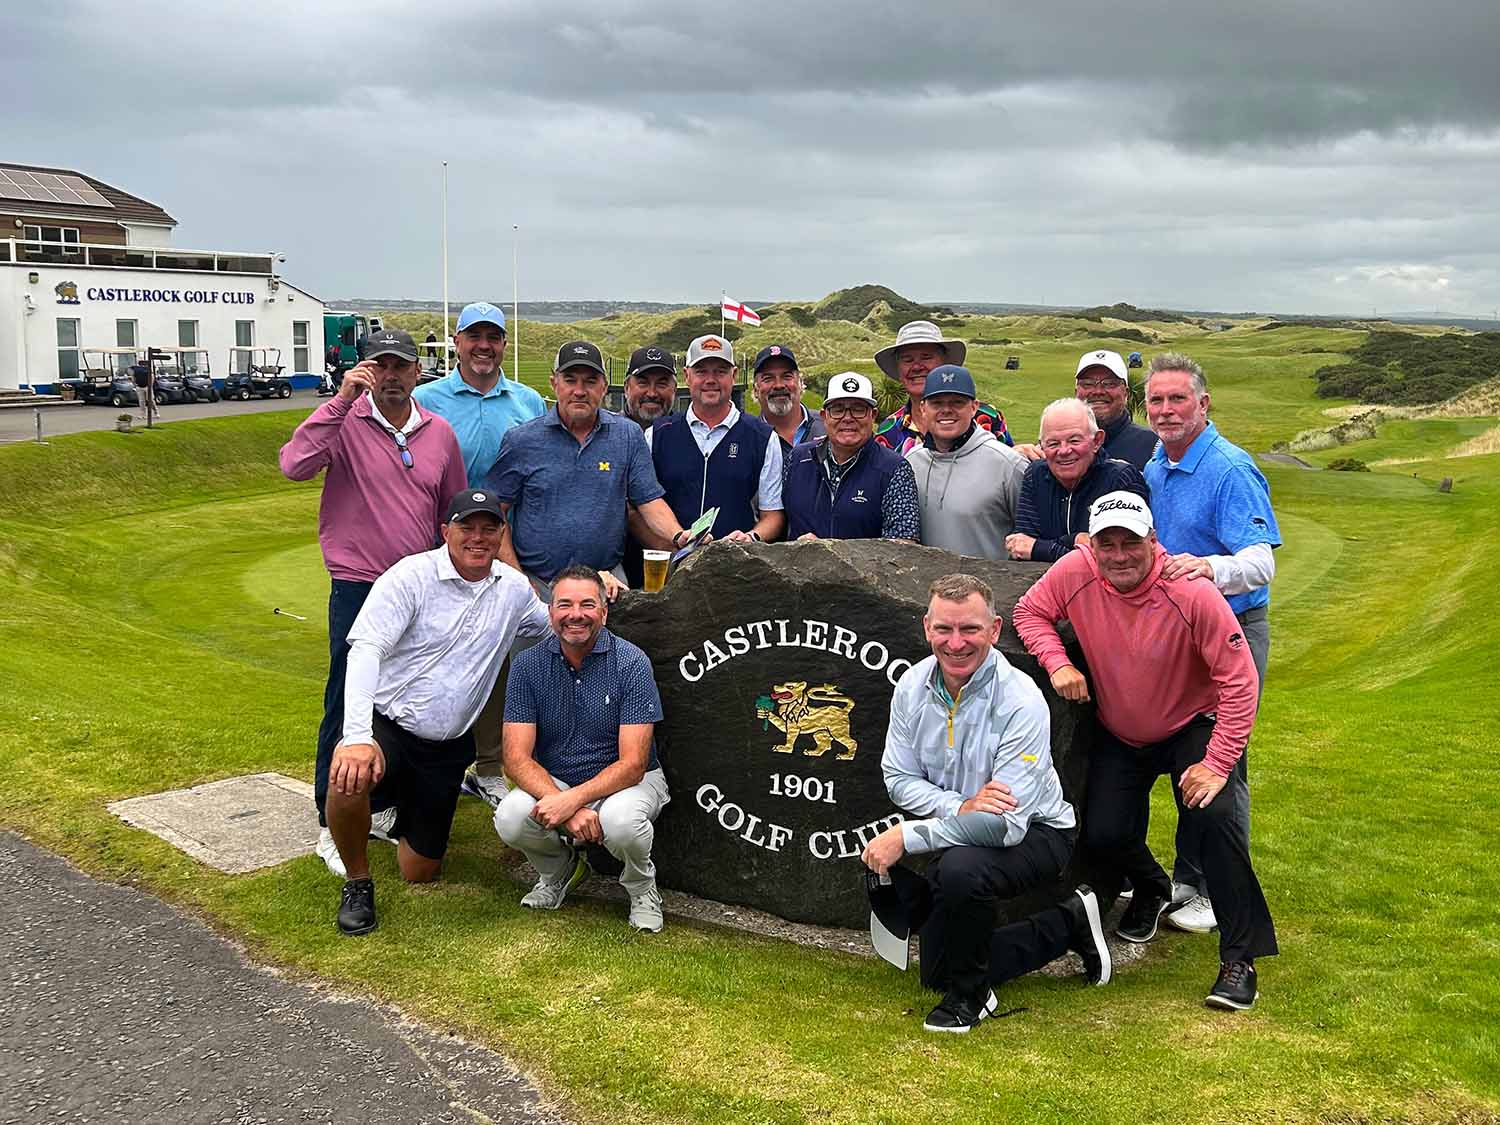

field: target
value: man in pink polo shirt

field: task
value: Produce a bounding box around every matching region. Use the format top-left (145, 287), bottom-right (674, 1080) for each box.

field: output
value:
top-left (280, 328), bottom-right (468, 876)
top-left (1012, 491), bottom-right (1277, 1011)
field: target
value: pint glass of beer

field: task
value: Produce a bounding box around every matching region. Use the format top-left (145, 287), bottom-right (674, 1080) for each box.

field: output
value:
top-left (642, 550), bottom-right (671, 593)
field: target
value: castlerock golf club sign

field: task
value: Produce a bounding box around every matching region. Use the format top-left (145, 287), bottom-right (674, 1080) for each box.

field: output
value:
top-left (610, 540), bottom-right (1101, 928)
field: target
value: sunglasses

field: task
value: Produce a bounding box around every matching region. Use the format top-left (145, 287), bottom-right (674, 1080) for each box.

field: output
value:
top-left (392, 429), bottom-right (413, 470)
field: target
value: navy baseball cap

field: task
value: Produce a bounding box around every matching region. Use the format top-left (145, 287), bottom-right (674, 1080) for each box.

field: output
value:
top-left (446, 487), bottom-right (505, 524)
top-left (921, 364), bottom-right (977, 400)
top-left (753, 344), bottom-right (798, 373)
top-left (364, 329), bottom-right (419, 362)
top-left (555, 340), bottom-right (606, 375)
top-left (627, 345), bottom-right (676, 379)
top-left (455, 302), bottom-right (507, 333)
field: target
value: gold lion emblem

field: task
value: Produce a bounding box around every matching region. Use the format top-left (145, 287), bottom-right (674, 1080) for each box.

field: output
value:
top-left (756, 681), bottom-right (858, 760)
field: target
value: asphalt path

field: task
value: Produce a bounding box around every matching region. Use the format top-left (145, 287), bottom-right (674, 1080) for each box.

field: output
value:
top-left (0, 832), bottom-right (566, 1124)
top-left (0, 391), bottom-right (322, 444)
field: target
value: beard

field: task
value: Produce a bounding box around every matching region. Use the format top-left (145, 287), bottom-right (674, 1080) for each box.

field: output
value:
top-left (762, 394), bottom-right (797, 418)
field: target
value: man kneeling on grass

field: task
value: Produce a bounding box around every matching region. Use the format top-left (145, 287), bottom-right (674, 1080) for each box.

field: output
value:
top-left (327, 488), bottom-right (551, 936)
top-left (861, 573), bottom-right (1111, 1035)
top-left (1012, 491), bottom-right (1278, 1010)
top-left (494, 566), bottom-right (670, 933)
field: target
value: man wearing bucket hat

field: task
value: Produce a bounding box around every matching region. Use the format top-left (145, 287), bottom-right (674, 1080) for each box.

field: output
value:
top-left (907, 365), bottom-right (1029, 559)
top-left (1012, 491), bottom-right (1278, 1011)
top-left (873, 320), bottom-right (1012, 455)
top-left (782, 372), bottom-right (920, 541)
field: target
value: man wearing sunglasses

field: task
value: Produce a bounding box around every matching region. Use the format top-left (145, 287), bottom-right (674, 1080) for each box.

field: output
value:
top-left (782, 372), bottom-right (921, 542)
top-left (280, 327), bottom-right (468, 877)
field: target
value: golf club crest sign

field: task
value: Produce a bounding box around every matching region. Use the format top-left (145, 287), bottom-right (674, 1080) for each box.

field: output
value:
top-left (608, 539), bottom-right (1101, 928)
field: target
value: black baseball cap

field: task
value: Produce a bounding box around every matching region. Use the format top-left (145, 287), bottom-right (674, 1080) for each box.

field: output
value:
top-left (627, 345), bottom-right (676, 379)
top-left (446, 487), bottom-right (505, 524)
top-left (753, 344), bottom-right (798, 373)
top-left (363, 328), bottom-right (418, 362)
top-left (555, 340), bottom-right (606, 375)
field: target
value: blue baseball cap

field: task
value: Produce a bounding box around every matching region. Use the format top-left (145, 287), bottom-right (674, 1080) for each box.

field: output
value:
top-left (455, 302), bottom-right (507, 333)
top-left (921, 364), bottom-right (977, 400)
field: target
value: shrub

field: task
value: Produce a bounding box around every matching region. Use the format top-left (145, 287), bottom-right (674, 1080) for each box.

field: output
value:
top-left (1325, 457), bottom-right (1371, 472)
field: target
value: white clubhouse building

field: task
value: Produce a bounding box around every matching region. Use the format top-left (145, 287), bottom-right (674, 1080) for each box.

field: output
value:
top-left (0, 162), bottom-right (325, 392)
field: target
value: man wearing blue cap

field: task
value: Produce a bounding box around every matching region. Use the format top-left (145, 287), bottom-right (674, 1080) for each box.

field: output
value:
top-left (907, 366), bottom-right (1028, 559)
top-left (413, 302), bottom-right (546, 805)
top-left (414, 302), bottom-right (546, 489)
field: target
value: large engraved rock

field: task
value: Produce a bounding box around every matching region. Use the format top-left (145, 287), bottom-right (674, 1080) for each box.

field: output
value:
top-left (609, 539), bottom-right (1110, 928)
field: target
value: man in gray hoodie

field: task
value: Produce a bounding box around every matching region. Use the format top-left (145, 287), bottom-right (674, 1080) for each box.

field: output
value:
top-left (861, 573), bottom-right (1111, 1034)
top-left (907, 366), bottom-right (1029, 560)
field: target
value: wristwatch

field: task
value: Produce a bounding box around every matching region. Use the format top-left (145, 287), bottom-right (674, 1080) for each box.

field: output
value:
top-left (671, 530), bottom-right (688, 549)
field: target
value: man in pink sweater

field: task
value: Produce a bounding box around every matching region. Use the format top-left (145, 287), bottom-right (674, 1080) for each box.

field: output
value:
top-left (279, 328), bottom-right (468, 876)
top-left (1012, 490), bottom-right (1277, 1011)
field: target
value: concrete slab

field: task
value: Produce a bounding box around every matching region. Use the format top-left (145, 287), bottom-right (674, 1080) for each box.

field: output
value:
top-left (109, 772), bottom-right (318, 874)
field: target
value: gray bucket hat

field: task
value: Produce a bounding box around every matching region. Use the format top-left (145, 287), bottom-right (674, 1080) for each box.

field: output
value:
top-left (874, 320), bottom-right (967, 380)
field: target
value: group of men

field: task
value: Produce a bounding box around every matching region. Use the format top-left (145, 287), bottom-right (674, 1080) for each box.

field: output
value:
top-left (278, 302), bottom-right (1282, 1028)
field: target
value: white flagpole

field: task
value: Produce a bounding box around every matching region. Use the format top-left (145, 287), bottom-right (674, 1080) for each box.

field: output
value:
top-left (512, 223), bottom-right (519, 378)
top-left (721, 289), bottom-right (726, 341)
top-left (441, 161), bottom-right (450, 342)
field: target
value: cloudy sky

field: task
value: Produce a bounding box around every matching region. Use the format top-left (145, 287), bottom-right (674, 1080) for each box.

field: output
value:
top-left (5, 1), bottom-right (1498, 315)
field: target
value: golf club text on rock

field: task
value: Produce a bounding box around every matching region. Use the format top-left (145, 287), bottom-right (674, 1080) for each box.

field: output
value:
top-left (676, 617), bottom-right (915, 685)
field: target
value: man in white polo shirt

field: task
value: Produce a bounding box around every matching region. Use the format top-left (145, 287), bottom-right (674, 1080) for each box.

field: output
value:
top-left (324, 487), bottom-right (551, 936)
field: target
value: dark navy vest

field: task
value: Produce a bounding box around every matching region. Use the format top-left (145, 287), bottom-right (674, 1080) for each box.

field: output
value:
top-left (784, 438), bottom-right (904, 539)
top-left (652, 411), bottom-right (771, 537)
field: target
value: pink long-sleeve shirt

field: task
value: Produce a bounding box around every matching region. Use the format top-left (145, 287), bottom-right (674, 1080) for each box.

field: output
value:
top-left (1012, 543), bottom-right (1260, 777)
top-left (279, 394), bottom-right (468, 583)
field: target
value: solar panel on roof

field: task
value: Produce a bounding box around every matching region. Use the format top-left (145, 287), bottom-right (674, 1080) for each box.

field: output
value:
top-left (0, 166), bottom-right (114, 208)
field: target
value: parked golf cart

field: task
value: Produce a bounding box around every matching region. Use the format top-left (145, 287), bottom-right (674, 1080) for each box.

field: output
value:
top-left (417, 341), bottom-right (453, 385)
top-left (1127, 351), bottom-right (1143, 369)
top-left (1004, 355), bottom-right (1021, 370)
top-left (75, 348), bottom-right (149, 406)
top-left (222, 348), bottom-right (293, 400)
top-left (162, 348), bottom-right (219, 402)
top-left (146, 349), bottom-right (189, 404)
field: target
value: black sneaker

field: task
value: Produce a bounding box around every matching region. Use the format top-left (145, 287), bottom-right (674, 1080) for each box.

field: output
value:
top-left (337, 877), bottom-right (377, 936)
top-left (1205, 960), bottom-right (1258, 1011)
top-left (1116, 887), bottom-right (1172, 943)
top-left (1064, 886), bottom-right (1112, 986)
top-left (922, 989), bottom-right (998, 1034)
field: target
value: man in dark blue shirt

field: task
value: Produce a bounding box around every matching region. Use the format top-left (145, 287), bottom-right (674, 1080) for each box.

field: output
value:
top-left (493, 566), bottom-right (671, 933)
top-left (489, 341), bottom-right (690, 595)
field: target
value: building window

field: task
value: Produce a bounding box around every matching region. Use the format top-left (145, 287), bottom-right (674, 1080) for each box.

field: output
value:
top-left (178, 320), bottom-right (199, 348)
top-left (233, 320), bottom-right (255, 373)
top-left (115, 320), bottom-right (138, 372)
top-left (57, 318), bottom-right (81, 380)
top-left (24, 225), bottom-right (80, 254)
top-left (293, 320), bottom-right (310, 373)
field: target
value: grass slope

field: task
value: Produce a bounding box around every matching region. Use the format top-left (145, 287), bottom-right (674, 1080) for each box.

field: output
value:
top-left (1, 322), bottom-right (1497, 1123)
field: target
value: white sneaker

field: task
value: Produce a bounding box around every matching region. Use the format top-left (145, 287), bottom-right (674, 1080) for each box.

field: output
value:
top-left (628, 885), bottom-right (665, 934)
top-left (369, 807), bottom-right (398, 843)
top-left (461, 769), bottom-right (508, 809)
top-left (520, 851), bottom-right (588, 910)
top-left (1171, 880), bottom-right (1197, 906)
top-left (1167, 894), bottom-right (1219, 933)
top-left (316, 827), bottom-right (347, 879)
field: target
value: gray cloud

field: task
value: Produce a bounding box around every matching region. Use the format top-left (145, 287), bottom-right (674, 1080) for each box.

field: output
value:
top-left (4, 1), bottom-right (1498, 313)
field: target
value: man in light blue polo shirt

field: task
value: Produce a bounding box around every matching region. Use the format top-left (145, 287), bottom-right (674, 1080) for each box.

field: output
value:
top-left (1144, 351), bottom-right (1281, 937)
top-left (413, 302), bottom-right (546, 488)
top-left (414, 301), bottom-right (546, 804)
top-left (490, 340), bottom-right (689, 593)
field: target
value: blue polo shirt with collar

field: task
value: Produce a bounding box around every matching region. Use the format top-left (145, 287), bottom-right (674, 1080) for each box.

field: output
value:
top-left (504, 628), bottom-right (662, 786)
top-left (487, 407), bottom-right (665, 582)
top-left (413, 367), bottom-right (546, 488)
top-left (1145, 419), bottom-right (1281, 614)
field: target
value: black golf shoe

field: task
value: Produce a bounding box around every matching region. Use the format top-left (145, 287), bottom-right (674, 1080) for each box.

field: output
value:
top-left (922, 989), bottom-right (998, 1034)
top-left (1064, 886), bottom-right (1112, 985)
top-left (1116, 887), bottom-right (1172, 943)
top-left (1205, 960), bottom-right (1258, 1011)
top-left (337, 877), bottom-right (377, 936)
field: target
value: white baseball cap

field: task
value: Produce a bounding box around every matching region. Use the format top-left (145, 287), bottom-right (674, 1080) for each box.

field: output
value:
top-left (1075, 350), bottom-right (1128, 383)
top-left (823, 372), bottom-right (878, 407)
top-left (1088, 491), bottom-right (1154, 537)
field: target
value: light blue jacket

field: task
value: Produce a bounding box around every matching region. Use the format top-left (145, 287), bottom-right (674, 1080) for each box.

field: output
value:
top-left (883, 648), bottom-right (1075, 853)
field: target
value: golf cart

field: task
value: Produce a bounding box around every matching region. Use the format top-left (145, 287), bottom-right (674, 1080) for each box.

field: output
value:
top-left (146, 348), bottom-right (189, 404)
top-left (1127, 351), bottom-right (1143, 369)
top-left (74, 348), bottom-right (149, 406)
top-left (161, 348), bottom-right (219, 402)
top-left (222, 348), bottom-right (293, 400)
top-left (1004, 355), bottom-right (1021, 370)
top-left (418, 341), bottom-right (453, 385)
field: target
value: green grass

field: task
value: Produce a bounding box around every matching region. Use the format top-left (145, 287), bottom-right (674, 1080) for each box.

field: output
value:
top-left (2, 320), bottom-right (1498, 1123)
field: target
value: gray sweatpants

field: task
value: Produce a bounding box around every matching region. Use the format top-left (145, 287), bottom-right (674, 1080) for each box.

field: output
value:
top-left (494, 767), bottom-right (670, 898)
top-left (1173, 605), bottom-right (1268, 894)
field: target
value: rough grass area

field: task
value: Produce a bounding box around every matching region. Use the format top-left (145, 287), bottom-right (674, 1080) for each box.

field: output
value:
top-left (2, 320), bottom-right (1498, 1122)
